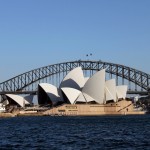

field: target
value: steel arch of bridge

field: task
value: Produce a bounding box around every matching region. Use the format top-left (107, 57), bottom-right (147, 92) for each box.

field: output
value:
top-left (0, 60), bottom-right (150, 94)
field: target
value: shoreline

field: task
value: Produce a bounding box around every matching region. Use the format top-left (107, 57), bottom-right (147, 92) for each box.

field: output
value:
top-left (0, 111), bottom-right (146, 118)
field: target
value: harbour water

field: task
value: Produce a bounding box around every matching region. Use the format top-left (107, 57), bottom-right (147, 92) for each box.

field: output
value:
top-left (0, 115), bottom-right (150, 150)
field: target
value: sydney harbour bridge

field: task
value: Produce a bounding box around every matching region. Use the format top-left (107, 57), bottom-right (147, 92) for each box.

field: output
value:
top-left (0, 60), bottom-right (150, 99)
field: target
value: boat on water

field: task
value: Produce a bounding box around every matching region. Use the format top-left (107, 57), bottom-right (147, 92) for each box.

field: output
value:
top-left (0, 103), bottom-right (6, 113)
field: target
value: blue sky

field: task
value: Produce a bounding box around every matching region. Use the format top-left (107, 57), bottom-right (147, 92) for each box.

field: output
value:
top-left (0, 0), bottom-right (150, 82)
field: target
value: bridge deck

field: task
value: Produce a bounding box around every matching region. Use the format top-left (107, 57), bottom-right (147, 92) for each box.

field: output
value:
top-left (0, 91), bottom-right (148, 95)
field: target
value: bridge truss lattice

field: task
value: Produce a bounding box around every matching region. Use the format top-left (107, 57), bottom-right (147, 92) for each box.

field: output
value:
top-left (0, 60), bottom-right (150, 95)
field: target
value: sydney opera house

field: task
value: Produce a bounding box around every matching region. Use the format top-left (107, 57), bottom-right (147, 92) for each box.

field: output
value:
top-left (3, 67), bottom-right (137, 115)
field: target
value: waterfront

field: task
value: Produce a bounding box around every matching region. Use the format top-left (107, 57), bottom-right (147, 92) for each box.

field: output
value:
top-left (0, 115), bottom-right (150, 149)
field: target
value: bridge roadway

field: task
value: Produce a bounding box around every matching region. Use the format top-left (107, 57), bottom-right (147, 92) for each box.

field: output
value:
top-left (0, 90), bottom-right (148, 96)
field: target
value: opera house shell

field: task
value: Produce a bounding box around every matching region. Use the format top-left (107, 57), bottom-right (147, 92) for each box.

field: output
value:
top-left (4, 67), bottom-right (127, 106)
top-left (3, 67), bottom-right (135, 115)
top-left (37, 67), bottom-right (128, 105)
top-left (5, 94), bottom-right (33, 107)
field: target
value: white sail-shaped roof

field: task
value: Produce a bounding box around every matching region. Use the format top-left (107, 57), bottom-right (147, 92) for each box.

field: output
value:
top-left (84, 77), bottom-right (89, 85)
top-left (116, 85), bottom-right (127, 99)
top-left (61, 87), bottom-right (81, 104)
top-left (83, 92), bottom-right (95, 102)
top-left (38, 83), bottom-right (61, 103)
top-left (105, 79), bottom-right (117, 102)
top-left (6, 94), bottom-right (30, 107)
top-left (76, 93), bottom-right (87, 103)
top-left (82, 69), bottom-right (105, 104)
top-left (60, 67), bottom-right (85, 90)
top-left (76, 93), bottom-right (97, 103)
